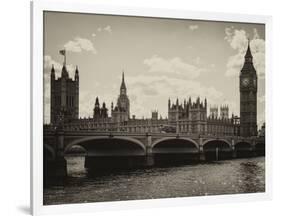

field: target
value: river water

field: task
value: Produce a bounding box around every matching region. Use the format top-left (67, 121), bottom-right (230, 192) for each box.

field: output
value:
top-left (43, 156), bottom-right (265, 205)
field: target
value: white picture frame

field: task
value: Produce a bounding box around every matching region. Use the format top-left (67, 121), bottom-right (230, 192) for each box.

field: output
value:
top-left (31, 0), bottom-right (273, 215)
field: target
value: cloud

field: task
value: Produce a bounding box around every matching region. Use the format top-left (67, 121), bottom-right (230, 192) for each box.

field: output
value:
top-left (90, 25), bottom-right (112, 41)
top-left (95, 25), bottom-right (112, 34)
top-left (143, 55), bottom-right (203, 79)
top-left (224, 28), bottom-right (265, 78)
top-left (189, 25), bottom-right (199, 31)
top-left (64, 37), bottom-right (97, 54)
top-left (104, 25), bottom-right (112, 33)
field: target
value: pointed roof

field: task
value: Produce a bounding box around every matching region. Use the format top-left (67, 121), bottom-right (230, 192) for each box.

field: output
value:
top-left (95, 97), bottom-right (100, 106)
top-left (241, 39), bottom-right (256, 74)
top-left (51, 64), bottom-right (55, 78)
top-left (245, 39), bottom-right (253, 58)
top-left (51, 64), bottom-right (55, 73)
top-left (120, 71), bottom-right (126, 89)
top-left (61, 64), bottom-right (69, 78)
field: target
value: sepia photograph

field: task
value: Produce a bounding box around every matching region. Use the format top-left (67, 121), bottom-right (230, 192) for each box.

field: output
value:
top-left (42, 11), bottom-right (266, 206)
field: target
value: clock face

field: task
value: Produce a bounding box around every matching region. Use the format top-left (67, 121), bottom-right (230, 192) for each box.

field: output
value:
top-left (242, 78), bottom-right (249, 87)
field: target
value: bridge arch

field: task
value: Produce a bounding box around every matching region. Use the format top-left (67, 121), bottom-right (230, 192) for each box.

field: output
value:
top-left (234, 141), bottom-right (253, 158)
top-left (235, 141), bottom-right (252, 148)
top-left (255, 141), bottom-right (265, 156)
top-left (152, 137), bottom-right (199, 149)
top-left (202, 139), bottom-right (232, 160)
top-left (202, 139), bottom-right (232, 148)
top-left (64, 136), bottom-right (146, 156)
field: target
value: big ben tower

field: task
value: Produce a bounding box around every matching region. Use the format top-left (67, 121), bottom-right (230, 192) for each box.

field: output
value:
top-left (240, 40), bottom-right (257, 137)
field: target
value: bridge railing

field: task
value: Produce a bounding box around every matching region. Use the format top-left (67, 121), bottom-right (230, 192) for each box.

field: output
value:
top-left (43, 125), bottom-right (263, 142)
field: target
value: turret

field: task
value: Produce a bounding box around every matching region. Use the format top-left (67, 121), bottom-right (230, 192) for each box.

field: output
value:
top-left (100, 102), bottom-right (108, 118)
top-left (168, 98), bottom-right (171, 109)
top-left (75, 65), bottom-right (79, 81)
top-left (51, 64), bottom-right (55, 80)
top-left (93, 97), bottom-right (101, 118)
top-left (220, 105), bottom-right (229, 119)
top-left (204, 98), bottom-right (207, 109)
top-left (61, 64), bottom-right (69, 79)
top-left (95, 97), bottom-right (100, 107)
top-left (196, 97), bottom-right (200, 107)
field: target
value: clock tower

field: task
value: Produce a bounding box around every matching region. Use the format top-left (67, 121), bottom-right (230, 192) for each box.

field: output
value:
top-left (240, 40), bottom-right (257, 137)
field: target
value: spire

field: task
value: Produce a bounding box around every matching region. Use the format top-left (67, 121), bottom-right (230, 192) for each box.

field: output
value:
top-left (120, 71), bottom-right (127, 95)
top-left (245, 38), bottom-right (253, 60)
top-left (102, 102), bottom-right (106, 108)
top-left (95, 97), bottom-right (100, 107)
top-left (51, 64), bottom-right (55, 79)
top-left (75, 65), bottom-right (79, 80)
top-left (168, 98), bottom-right (171, 108)
top-left (51, 64), bottom-right (55, 73)
top-left (241, 39), bottom-right (256, 74)
top-left (61, 64), bottom-right (69, 78)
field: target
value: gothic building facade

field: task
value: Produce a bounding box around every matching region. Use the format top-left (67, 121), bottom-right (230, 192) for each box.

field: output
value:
top-left (58, 72), bottom-right (240, 136)
top-left (50, 64), bottom-right (79, 124)
top-left (49, 42), bottom-right (258, 137)
top-left (168, 97), bottom-right (208, 134)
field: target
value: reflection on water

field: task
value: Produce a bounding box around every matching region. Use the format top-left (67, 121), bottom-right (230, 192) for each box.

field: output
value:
top-left (43, 156), bottom-right (265, 205)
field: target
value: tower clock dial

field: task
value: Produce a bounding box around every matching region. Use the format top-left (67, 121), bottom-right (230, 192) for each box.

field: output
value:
top-left (242, 78), bottom-right (249, 87)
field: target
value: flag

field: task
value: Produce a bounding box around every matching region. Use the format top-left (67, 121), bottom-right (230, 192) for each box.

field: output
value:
top-left (59, 49), bottom-right (66, 56)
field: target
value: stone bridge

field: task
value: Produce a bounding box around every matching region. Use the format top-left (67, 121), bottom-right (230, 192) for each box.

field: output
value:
top-left (44, 128), bottom-right (265, 165)
top-left (43, 128), bottom-right (265, 182)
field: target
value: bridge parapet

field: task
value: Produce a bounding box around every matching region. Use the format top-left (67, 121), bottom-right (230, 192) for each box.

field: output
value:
top-left (44, 127), bottom-right (265, 159)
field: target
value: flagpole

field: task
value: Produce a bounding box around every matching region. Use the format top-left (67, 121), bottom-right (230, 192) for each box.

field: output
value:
top-left (64, 49), bottom-right (66, 65)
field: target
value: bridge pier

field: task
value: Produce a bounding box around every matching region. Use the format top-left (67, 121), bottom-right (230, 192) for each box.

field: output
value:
top-left (231, 139), bottom-right (237, 158)
top-left (199, 152), bottom-right (206, 161)
top-left (199, 138), bottom-right (205, 161)
top-left (232, 150), bottom-right (237, 158)
top-left (145, 134), bottom-right (154, 166)
top-left (145, 154), bottom-right (154, 166)
top-left (44, 128), bottom-right (67, 186)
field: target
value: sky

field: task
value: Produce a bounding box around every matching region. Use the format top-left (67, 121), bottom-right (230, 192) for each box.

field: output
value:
top-left (43, 11), bottom-right (265, 128)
